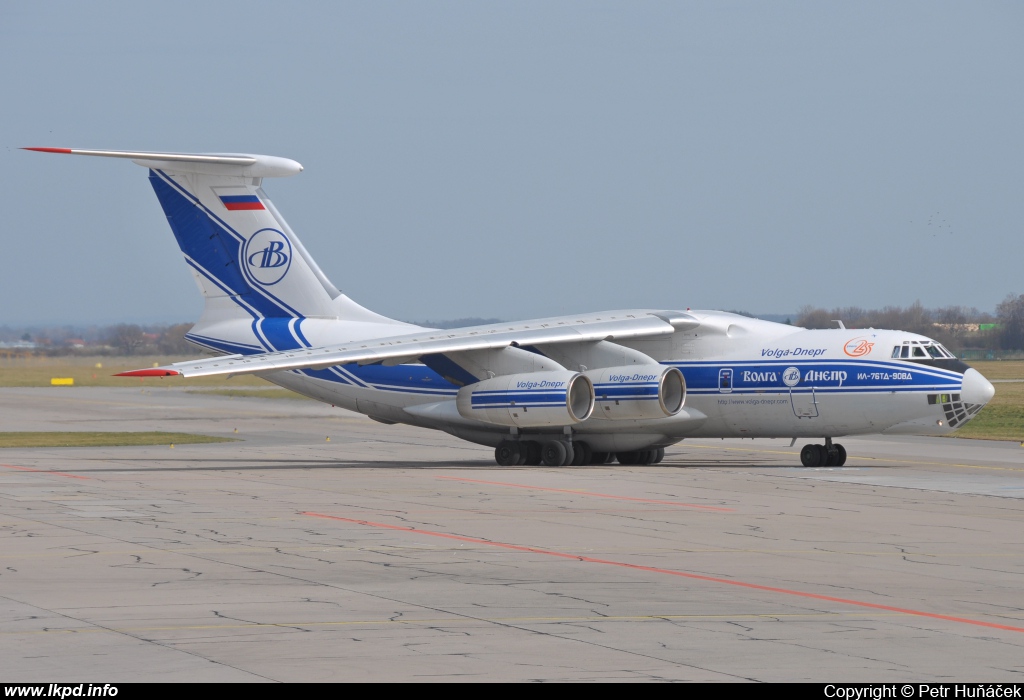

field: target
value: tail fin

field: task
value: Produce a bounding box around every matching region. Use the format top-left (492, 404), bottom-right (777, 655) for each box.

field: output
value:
top-left (148, 162), bottom-right (339, 320)
top-left (25, 148), bottom-right (405, 354)
top-left (24, 148), bottom-right (400, 350)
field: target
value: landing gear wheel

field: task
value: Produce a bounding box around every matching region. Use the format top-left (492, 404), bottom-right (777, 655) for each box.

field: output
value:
top-left (495, 441), bottom-right (521, 467)
top-left (524, 441), bottom-right (542, 466)
top-left (541, 440), bottom-right (567, 467)
top-left (800, 444), bottom-right (822, 468)
top-left (835, 444), bottom-right (847, 466)
top-left (640, 449), bottom-right (658, 465)
top-left (570, 442), bottom-right (591, 467)
top-left (617, 451), bottom-right (641, 465)
top-left (562, 442), bottom-right (575, 466)
top-left (653, 447), bottom-right (665, 464)
top-left (825, 445), bottom-right (839, 467)
top-left (590, 451), bottom-right (609, 465)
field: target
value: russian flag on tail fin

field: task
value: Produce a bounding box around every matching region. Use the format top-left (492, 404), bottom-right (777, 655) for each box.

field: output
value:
top-left (219, 194), bottom-right (265, 211)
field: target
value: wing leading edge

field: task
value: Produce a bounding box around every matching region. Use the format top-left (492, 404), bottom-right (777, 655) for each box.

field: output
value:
top-left (117, 312), bottom-right (696, 379)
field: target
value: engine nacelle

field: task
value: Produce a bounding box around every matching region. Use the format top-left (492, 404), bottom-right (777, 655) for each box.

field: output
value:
top-left (586, 365), bottom-right (686, 420)
top-left (456, 371), bottom-right (595, 428)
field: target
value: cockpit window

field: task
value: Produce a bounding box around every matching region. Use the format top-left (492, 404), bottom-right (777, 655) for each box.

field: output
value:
top-left (895, 340), bottom-right (957, 361)
top-left (896, 341), bottom-right (968, 371)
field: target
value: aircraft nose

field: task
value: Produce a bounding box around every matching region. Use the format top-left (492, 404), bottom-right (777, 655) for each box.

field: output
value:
top-left (961, 368), bottom-right (995, 406)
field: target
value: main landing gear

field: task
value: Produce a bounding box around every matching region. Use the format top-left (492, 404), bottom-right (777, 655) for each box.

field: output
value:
top-left (494, 440), bottom-right (665, 467)
top-left (799, 438), bottom-right (847, 467)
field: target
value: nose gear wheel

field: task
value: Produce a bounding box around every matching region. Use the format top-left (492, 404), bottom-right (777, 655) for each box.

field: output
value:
top-left (799, 441), bottom-right (847, 467)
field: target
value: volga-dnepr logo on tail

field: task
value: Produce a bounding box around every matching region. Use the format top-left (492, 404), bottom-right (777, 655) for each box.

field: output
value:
top-left (243, 228), bottom-right (291, 286)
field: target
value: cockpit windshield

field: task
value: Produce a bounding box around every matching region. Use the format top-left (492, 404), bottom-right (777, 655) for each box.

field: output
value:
top-left (890, 340), bottom-right (956, 360)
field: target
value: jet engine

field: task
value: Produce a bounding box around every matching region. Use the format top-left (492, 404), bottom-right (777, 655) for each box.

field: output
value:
top-left (455, 371), bottom-right (595, 428)
top-left (585, 365), bottom-right (685, 420)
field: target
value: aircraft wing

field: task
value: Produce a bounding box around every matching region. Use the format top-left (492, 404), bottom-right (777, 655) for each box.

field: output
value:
top-left (118, 312), bottom-right (694, 379)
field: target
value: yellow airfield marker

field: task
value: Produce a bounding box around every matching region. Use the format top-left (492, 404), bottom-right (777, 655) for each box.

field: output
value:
top-left (50, 378), bottom-right (74, 386)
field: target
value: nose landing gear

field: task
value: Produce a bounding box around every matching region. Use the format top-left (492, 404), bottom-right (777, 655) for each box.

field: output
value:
top-left (799, 438), bottom-right (847, 467)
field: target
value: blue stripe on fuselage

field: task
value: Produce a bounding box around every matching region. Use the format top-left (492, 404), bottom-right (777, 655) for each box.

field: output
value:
top-left (258, 318), bottom-right (303, 351)
top-left (671, 359), bottom-right (960, 394)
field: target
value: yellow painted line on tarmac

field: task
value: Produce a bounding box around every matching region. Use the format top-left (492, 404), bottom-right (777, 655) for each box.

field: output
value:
top-left (674, 443), bottom-right (1024, 472)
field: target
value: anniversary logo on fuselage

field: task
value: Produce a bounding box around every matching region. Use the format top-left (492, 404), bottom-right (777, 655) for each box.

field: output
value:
top-left (243, 228), bottom-right (292, 286)
top-left (843, 337), bottom-right (875, 357)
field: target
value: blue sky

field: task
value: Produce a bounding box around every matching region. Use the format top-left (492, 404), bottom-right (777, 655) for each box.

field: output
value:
top-left (2, 2), bottom-right (1022, 324)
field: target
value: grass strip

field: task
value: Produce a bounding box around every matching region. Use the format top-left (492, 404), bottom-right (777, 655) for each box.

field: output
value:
top-left (968, 360), bottom-right (1024, 381)
top-left (0, 432), bottom-right (238, 448)
top-left (950, 379), bottom-right (1024, 442)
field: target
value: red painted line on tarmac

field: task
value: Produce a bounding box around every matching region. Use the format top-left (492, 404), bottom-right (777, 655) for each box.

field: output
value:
top-left (302, 511), bottom-right (1024, 635)
top-left (1, 464), bottom-right (89, 480)
top-left (437, 476), bottom-right (733, 511)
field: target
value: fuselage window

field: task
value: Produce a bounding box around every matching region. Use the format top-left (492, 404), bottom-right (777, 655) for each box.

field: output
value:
top-left (927, 345), bottom-right (943, 358)
top-left (913, 346), bottom-right (927, 358)
top-left (901, 346), bottom-right (910, 358)
top-left (892, 346), bottom-right (901, 358)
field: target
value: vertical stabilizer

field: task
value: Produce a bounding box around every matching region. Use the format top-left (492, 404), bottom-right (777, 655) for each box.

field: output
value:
top-left (149, 168), bottom-right (338, 319)
top-left (25, 148), bottom-right (406, 353)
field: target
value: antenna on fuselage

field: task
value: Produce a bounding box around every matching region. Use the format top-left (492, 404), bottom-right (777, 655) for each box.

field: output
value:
top-left (832, 320), bottom-right (846, 330)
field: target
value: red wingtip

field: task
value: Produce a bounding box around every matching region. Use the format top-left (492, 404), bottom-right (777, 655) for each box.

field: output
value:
top-left (22, 147), bottom-right (73, 154)
top-left (114, 369), bottom-right (180, 377)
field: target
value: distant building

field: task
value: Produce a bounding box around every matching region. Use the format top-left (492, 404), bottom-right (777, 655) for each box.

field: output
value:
top-left (932, 322), bottom-right (981, 332)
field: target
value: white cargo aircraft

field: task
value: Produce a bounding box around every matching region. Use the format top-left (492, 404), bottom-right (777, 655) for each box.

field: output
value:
top-left (27, 148), bottom-right (996, 468)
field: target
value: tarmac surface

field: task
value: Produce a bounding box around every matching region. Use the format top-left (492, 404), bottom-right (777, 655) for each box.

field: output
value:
top-left (1, 386), bottom-right (1022, 682)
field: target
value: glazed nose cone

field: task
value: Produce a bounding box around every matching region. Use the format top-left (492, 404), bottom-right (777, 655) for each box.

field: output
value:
top-left (961, 368), bottom-right (995, 406)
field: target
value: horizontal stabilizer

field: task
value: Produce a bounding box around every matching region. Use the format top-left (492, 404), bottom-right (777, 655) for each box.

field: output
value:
top-left (114, 369), bottom-right (181, 377)
top-left (23, 147), bottom-right (302, 178)
top-left (118, 313), bottom-right (688, 379)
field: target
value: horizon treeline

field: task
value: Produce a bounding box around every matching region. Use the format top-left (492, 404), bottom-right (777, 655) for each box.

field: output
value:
top-left (795, 293), bottom-right (1024, 352)
top-left (0, 323), bottom-right (194, 356)
top-left (2, 295), bottom-right (1022, 355)
top-left (0, 318), bottom-right (505, 356)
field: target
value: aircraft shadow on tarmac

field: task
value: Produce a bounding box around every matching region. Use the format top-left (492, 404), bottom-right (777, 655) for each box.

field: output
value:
top-left (66, 456), bottom-right (888, 473)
